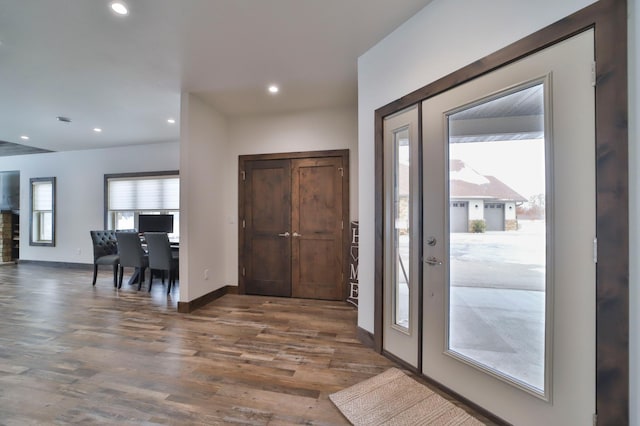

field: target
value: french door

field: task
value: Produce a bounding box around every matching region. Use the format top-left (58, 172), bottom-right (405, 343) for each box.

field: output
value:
top-left (383, 30), bottom-right (596, 424)
top-left (239, 151), bottom-right (349, 301)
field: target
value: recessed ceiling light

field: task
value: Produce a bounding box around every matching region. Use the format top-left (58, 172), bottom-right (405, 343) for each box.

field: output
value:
top-left (20, 135), bottom-right (29, 140)
top-left (110, 1), bottom-right (129, 16)
top-left (93, 128), bottom-right (102, 133)
top-left (268, 85), bottom-right (279, 94)
top-left (167, 118), bottom-right (176, 124)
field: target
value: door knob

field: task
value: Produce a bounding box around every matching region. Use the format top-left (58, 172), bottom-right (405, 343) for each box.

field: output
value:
top-left (292, 232), bottom-right (302, 237)
top-left (278, 232), bottom-right (290, 238)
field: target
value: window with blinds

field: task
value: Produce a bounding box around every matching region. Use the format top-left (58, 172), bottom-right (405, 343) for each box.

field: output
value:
top-left (105, 172), bottom-right (180, 240)
top-left (30, 177), bottom-right (55, 246)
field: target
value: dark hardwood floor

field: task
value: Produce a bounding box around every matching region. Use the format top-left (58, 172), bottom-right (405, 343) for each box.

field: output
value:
top-left (0, 263), bottom-right (490, 425)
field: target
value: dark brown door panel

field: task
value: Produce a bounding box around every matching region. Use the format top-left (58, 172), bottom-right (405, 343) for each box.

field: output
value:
top-left (243, 159), bottom-right (291, 296)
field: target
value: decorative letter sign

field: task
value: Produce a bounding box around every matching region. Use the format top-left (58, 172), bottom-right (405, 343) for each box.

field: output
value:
top-left (347, 221), bottom-right (359, 307)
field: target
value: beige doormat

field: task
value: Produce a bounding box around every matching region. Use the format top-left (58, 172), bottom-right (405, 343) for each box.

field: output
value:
top-left (329, 368), bottom-right (485, 425)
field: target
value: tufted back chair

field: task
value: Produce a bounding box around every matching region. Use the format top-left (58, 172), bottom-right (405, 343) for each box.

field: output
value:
top-left (90, 230), bottom-right (120, 287)
top-left (91, 230), bottom-right (118, 259)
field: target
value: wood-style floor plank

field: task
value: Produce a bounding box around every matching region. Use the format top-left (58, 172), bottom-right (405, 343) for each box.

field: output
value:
top-left (0, 263), bottom-right (491, 424)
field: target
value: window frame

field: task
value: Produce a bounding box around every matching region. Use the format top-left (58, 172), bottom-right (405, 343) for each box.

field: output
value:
top-left (29, 177), bottom-right (56, 247)
top-left (103, 170), bottom-right (179, 231)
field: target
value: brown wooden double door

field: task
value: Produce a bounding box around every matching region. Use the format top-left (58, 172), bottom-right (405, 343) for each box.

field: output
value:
top-left (239, 150), bottom-right (349, 301)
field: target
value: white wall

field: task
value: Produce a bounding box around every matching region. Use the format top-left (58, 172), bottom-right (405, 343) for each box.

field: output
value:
top-left (505, 202), bottom-right (517, 221)
top-left (359, 0), bottom-right (637, 423)
top-left (222, 106), bottom-right (358, 285)
top-left (468, 200), bottom-right (484, 221)
top-left (0, 142), bottom-right (178, 264)
top-left (628, 0), bottom-right (638, 423)
top-left (179, 93), bottom-right (229, 302)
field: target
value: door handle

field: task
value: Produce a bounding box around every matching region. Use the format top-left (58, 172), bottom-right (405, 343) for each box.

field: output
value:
top-left (278, 232), bottom-right (290, 238)
top-left (292, 232), bottom-right (302, 237)
top-left (424, 256), bottom-right (443, 266)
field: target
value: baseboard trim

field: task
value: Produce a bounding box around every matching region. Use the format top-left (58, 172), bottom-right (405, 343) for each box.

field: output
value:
top-left (177, 285), bottom-right (238, 313)
top-left (17, 259), bottom-right (91, 270)
top-left (356, 326), bottom-right (376, 350)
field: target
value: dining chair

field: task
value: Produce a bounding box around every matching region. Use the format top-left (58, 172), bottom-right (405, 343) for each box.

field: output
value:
top-left (116, 231), bottom-right (149, 290)
top-left (144, 232), bottom-right (179, 294)
top-left (89, 230), bottom-right (120, 287)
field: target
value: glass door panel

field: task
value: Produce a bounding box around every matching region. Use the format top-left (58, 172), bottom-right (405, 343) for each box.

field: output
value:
top-left (394, 128), bottom-right (410, 330)
top-left (383, 106), bottom-right (420, 368)
top-left (447, 83), bottom-right (548, 394)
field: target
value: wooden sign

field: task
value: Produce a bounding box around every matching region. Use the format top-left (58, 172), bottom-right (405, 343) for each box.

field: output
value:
top-left (347, 221), bottom-right (358, 307)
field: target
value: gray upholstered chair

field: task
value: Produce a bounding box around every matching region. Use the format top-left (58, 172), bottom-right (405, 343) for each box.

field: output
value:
top-left (116, 231), bottom-right (149, 290)
top-left (144, 232), bottom-right (179, 294)
top-left (90, 230), bottom-right (120, 287)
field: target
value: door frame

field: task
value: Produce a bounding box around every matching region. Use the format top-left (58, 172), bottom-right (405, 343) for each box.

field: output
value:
top-left (373, 0), bottom-right (628, 424)
top-left (238, 149), bottom-right (350, 299)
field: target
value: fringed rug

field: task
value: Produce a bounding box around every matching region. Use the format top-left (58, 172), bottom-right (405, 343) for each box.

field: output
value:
top-left (329, 368), bottom-right (486, 425)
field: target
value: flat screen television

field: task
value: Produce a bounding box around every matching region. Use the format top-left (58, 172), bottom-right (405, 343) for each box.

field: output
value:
top-left (138, 214), bottom-right (174, 233)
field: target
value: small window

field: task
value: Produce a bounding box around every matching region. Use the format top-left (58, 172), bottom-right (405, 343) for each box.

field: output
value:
top-left (30, 177), bottom-right (56, 246)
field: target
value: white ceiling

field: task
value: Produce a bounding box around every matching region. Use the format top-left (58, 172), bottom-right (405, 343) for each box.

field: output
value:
top-left (0, 0), bottom-right (433, 153)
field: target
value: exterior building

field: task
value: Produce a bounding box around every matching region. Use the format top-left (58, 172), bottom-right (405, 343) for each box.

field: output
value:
top-left (449, 159), bottom-right (527, 232)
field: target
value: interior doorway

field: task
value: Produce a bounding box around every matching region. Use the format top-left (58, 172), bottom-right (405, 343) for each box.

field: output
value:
top-left (238, 150), bottom-right (349, 301)
top-left (0, 170), bottom-right (20, 262)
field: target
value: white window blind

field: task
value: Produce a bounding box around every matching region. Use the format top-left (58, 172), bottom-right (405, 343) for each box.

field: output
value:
top-left (33, 181), bottom-right (53, 211)
top-left (108, 176), bottom-right (179, 211)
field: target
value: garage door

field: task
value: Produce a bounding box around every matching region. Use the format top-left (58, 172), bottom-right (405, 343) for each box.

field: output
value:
top-left (450, 202), bottom-right (468, 232)
top-left (484, 203), bottom-right (504, 231)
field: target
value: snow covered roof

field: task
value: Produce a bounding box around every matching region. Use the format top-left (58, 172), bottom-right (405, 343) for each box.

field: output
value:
top-left (396, 160), bottom-right (527, 202)
top-left (449, 159), bottom-right (527, 202)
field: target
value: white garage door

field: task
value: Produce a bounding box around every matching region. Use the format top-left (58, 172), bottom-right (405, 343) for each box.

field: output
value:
top-left (450, 202), bottom-right (468, 232)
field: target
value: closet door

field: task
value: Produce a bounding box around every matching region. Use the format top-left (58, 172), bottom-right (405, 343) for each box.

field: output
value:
top-left (291, 157), bottom-right (344, 300)
top-left (243, 159), bottom-right (292, 297)
top-left (240, 151), bottom-right (349, 301)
